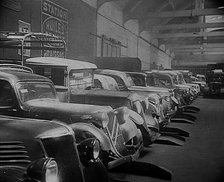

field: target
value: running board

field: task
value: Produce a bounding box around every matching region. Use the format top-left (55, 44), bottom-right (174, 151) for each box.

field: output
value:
top-left (170, 117), bottom-right (195, 124)
top-left (154, 135), bottom-right (185, 146)
top-left (109, 161), bottom-right (172, 181)
top-left (180, 105), bottom-right (200, 113)
top-left (174, 113), bottom-right (197, 121)
top-left (160, 127), bottom-right (190, 137)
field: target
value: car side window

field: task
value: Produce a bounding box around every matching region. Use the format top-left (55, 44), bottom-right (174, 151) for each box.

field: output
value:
top-left (0, 80), bottom-right (14, 107)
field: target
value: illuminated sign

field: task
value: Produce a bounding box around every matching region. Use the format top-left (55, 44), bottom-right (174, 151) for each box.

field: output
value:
top-left (41, 0), bottom-right (68, 57)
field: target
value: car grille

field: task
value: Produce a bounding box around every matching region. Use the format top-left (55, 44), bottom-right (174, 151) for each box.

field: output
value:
top-left (0, 141), bottom-right (30, 164)
top-left (41, 134), bottom-right (84, 182)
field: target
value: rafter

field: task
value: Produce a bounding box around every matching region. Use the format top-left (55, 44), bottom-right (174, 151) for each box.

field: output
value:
top-left (174, 47), bottom-right (224, 53)
top-left (152, 22), bottom-right (224, 31)
top-left (168, 43), bottom-right (224, 50)
top-left (140, 2), bottom-right (192, 32)
top-left (146, 8), bottom-right (224, 18)
top-left (154, 31), bottom-right (224, 38)
top-left (175, 51), bottom-right (224, 55)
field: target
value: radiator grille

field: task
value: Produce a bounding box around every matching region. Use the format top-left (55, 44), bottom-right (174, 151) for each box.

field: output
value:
top-left (0, 141), bottom-right (30, 164)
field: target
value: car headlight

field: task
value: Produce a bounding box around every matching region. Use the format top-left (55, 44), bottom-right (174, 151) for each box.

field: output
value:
top-left (77, 138), bottom-right (100, 162)
top-left (27, 158), bottom-right (59, 182)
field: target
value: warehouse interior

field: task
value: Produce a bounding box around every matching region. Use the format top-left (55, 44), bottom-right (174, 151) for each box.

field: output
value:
top-left (1, 0), bottom-right (223, 71)
top-left (0, 1), bottom-right (224, 182)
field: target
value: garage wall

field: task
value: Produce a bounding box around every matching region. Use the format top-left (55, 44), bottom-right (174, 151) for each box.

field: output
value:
top-left (0, 0), bottom-right (97, 60)
top-left (96, 1), bottom-right (171, 70)
top-left (0, 0), bottom-right (172, 69)
top-left (97, 2), bottom-right (127, 57)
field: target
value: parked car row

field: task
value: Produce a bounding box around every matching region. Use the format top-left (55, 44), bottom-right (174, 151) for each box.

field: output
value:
top-left (0, 57), bottom-right (202, 182)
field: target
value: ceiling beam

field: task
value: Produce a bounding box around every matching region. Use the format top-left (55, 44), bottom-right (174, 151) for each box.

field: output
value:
top-left (161, 37), bottom-right (224, 45)
top-left (152, 22), bottom-right (224, 31)
top-left (174, 47), bottom-right (224, 53)
top-left (140, 2), bottom-right (192, 32)
top-left (175, 51), bottom-right (224, 55)
top-left (145, 8), bottom-right (224, 18)
top-left (154, 31), bottom-right (224, 38)
top-left (168, 43), bottom-right (224, 49)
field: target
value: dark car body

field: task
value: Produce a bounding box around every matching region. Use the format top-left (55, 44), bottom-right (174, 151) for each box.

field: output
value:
top-left (205, 69), bottom-right (224, 95)
top-left (145, 71), bottom-right (194, 106)
top-left (0, 64), bottom-right (143, 169)
top-left (25, 57), bottom-right (160, 146)
top-left (95, 69), bottom-right (173, 123)
top-left (0, 114), bottom-right (106, 182)
top-left (125, 71), bottom-right (178, 115)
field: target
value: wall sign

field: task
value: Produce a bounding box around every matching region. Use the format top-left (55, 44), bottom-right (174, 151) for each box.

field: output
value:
top-left (41, 0), bottom-right (68, 57)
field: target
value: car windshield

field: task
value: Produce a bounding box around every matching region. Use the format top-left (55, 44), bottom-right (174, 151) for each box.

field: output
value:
top-left (172, 75), bottom-right (179, 84)
top-left (125, 74), bottom-right (135, 87)
top-left (16, 82), bottom-right (56, 102)
top-left (127, 73), bottom-right (145, 86)
top-left (153, 76), bottom-right (172, 87)
top-left (69, 69), bottom-right (94, 93)
top-left (177, 73), bottom-right (186, 84)
top-left (197, 76), bottom-right (205, 82)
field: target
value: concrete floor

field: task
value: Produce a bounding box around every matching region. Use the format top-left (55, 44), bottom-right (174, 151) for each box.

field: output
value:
top-left (110, 96), bottom-right (224, 182)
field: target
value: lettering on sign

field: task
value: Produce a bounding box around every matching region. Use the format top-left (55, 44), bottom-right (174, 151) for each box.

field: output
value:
top-left (41, 0), bottom-right (68, 57)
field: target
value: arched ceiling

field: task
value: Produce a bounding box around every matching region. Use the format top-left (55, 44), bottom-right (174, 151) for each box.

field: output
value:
top-left (98, 0), bottom-right (224, 65)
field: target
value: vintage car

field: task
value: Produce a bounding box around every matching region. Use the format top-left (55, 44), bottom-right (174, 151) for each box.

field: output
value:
top-left (146, 71), bottom-right (200, 114)
top-left (0, 115), bottom-right (109, 182)
top-left (25, 57), bottom-right (162, 146)
top-left (95, 69), bottom-right (177, 123)
top-left (26, 57), bottom-right (187, 145)
top-left (125, 71), bottom-right (179, 116)
top-left (94, 74), bottom-right (120, 91)
top-left (93, 70), bottom-right (189, 139)
top-left (174, 70), bottom-right (200, 96)
top-left (150, 71), bottom-right (195, 103)
top-left (204, 69), bottom-right (224, 95)
top-left (191, 74), bottom-right (206, 93)
top-left (0, 64), bottom-right (143, 169)
top-left (91, 74), bottom-right (190, 138)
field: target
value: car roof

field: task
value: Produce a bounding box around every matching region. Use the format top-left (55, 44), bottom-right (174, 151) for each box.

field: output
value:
top-left (97, 69), bottom-right (126, 76)
top-left (0, 69), bottom-right (52, 83)
top-left (126, 72), bottom-right (147, 76)
top-left (26, 57), bottom-right (97, 70)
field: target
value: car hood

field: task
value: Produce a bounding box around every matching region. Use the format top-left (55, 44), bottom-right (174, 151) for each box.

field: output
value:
top-left (80, 89), bottom-right (147, 102)
top-left (175, 84), bottom-right (191, 89)
top-left (0, 115), bottom-right (70, 142)
top-left (193, 81), bottom-right (206, 86)
top-left (129, 86), bottom-right (170, 93)
top-left (24, 99), bottom-right (113, 125)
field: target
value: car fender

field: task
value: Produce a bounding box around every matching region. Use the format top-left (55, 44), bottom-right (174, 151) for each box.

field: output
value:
top-left (69, 123), bottom-right (112, 151)
top-left (113, 107), bottom-right (143, 143)
top-left (0, 167), bottom-right (26, 182)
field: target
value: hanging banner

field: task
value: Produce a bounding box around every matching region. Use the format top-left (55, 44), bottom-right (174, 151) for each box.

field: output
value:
top-left (41, 0), bottom-right (68, 57)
